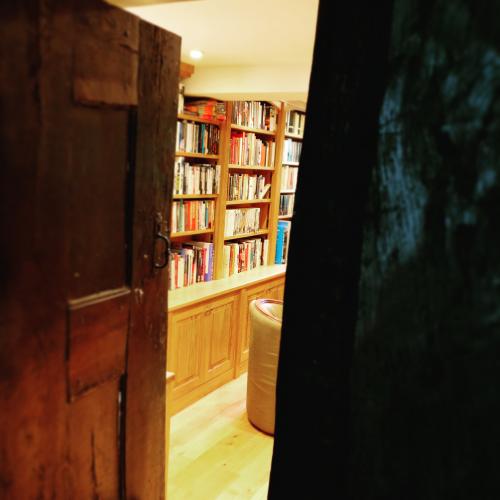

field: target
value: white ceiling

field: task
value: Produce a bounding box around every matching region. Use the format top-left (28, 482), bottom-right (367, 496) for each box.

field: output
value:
top-left (121, 0), bottom-right (318, 67)
top-left (110, 0), bottom-right (318, 104)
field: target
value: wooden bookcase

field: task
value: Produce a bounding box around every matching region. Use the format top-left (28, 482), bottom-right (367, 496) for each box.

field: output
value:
top-left (167, 100), bottom-right (305, 414)
top-left (170, 100), bottom-right (288, 285)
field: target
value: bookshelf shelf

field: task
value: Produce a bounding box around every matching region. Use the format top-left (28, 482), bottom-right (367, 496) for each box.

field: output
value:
top-left (224, 229), bottom-right (269, 241)
top-left (175, 151), bottom-right (219, 160)
top-left (278, 214), bottom-right (293, 219)
top-left (226, 199), bottom-right (271, 205)
top-left (177, 113), bottom-right (222, 126)
top-left (280, 189), bottom-right (296, 194)
top-left (282, 161), bottom-right (300, 166)
top-left (170, 229), bottom-right (214, 238)
top-left (228, 164), bottom-right (274, 171)
top-left (285, 133), bottom-right (303, 140)
top-left (230, 124), bottom-right (276, 136)
top-left (173, 194), bottom-right (218, 200)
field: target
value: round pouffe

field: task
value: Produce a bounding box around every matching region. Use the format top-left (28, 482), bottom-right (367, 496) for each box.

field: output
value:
top-left (246, 298), bottom-right (283, 435)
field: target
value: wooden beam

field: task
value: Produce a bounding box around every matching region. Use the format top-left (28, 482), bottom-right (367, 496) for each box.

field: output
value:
top-left (180, 62), bottom-right (195, 80)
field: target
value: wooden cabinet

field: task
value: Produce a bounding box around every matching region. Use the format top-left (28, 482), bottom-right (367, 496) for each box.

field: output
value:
top-left (168, 293), bottom-right (238, 414)
top-left (168, 267), bottom-right (285, 414)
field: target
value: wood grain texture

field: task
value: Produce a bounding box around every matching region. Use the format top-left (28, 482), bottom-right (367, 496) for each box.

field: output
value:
top-left (167, 293), bottom-right (238, 414)
top-left (0, 2), bottom-right (177, 498)
top-left (125, 18), bottom-right (180, 500)
top-left (73, 5), bottom-right (138, 106)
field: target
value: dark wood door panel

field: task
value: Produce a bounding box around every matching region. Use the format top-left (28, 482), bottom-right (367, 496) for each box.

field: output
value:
top-left (0, 1), bottom-right (179, 498)
top-left (67, 287), bottom-right (130, 400)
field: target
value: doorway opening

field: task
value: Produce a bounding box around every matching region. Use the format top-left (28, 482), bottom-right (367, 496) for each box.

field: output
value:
top-left (112, 0), bottom-right (318, 497)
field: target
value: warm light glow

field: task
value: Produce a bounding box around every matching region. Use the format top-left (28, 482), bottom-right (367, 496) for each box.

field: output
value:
top-left (189, 49), bottom-right (204, 60)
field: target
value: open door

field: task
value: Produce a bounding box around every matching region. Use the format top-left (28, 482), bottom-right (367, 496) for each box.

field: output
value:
top-left (0, 1), bottom-right (179, 498)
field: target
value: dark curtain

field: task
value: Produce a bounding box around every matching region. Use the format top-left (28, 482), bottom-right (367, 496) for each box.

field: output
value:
top-left (270, 1), bottom-right (500, 499)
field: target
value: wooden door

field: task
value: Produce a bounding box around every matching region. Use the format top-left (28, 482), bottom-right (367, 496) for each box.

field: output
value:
top-left (0, 2), bottom-right (179, 498)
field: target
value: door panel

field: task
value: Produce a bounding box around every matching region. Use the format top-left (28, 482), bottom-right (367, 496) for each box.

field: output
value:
top-left (67, 379), bottom-right (121, 498)
top-left (169, 309), bottom-right (205, 398)
top-left (206, 295), bottom-right (237, 380)
top-left (67, 288), bottom-right (130, 400)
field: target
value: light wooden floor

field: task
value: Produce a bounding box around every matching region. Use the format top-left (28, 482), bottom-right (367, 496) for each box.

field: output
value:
top-left (167, 374), bottom-right (274, 499)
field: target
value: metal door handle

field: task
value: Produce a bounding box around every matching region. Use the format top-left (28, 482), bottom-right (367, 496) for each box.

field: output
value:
top-left (154, 232), bottom-right (170, 269)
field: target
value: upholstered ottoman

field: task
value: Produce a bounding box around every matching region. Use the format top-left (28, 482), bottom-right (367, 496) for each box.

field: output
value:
top-left (246, 299), bottom-right (283, 435)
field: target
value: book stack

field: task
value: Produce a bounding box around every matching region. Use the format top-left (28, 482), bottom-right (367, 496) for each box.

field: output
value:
top-left (280, 166), bottom-right (299, 192)
top-left (283, 139), bottom-right (302, 164)
top-left (169, 241), bottom-right (214, 290)
top-left (171, 200), bottom-right (215, 233)
top-left (275, 220), bottom-right (291, 264)
top-left (230, 132), bottom-right (275, 166)
top-left (183, 99), bottom-right (226, 121)
top-left (279, 194), bottom-right (295, 216)
top-left (223, 238), bottom-right (269, 277)
top-left (231, 101), bottom-right (277, 131)
top-left (176, 121), bottom-right (220, 155)
top-left (173, 160), bottom-right (220, 195)
top-left (227, 173), bottom-right (270, 201)
top-left (285, 110), bottom-right (306, 136)
top-left (224, 208), bottom-right (261, 237)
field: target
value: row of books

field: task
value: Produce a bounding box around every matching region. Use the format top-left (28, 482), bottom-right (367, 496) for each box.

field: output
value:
top-left (275, 220), bottom-right (291, 264)
top-left (231, 101), bottom-right (277, 131)
top-left (224, 207), bottom-right (261, 237)
top-left (169, 241), bottom-right (214, 290)
top-left (279, 193), bottom-right (295, 216)
top-left (183, 99), bottom-right (226, 121)
top-left (286, 110), bottom-right (306, 136)
top-left (176, 120), bottom-right (220, 155)
top-left (281, 165), bottom-right (299, 192)
top-left (171, 200), bottom-right (215, 233)
top-left (283, 139), bottom-right (302, 164)
top-left (173, 160), bottom-right (220, 196)
top-left (227, 173), bottom-right (271, 201)
top-left (230, 132), bottom-right (276, 167)
top-left (223, 238), bottom-right (269, 277)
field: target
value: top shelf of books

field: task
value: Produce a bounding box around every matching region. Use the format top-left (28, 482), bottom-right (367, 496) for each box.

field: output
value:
top-left (178, 113), bottom-right (223, 126)
top-left (231, 101), bottom-right (277, 134)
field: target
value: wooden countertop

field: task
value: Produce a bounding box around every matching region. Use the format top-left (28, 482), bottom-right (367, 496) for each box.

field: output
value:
top-left (168, 264), bottom-right (286, 311)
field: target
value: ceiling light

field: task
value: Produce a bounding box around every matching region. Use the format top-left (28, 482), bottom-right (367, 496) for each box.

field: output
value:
top-left (189, 49), bottom-right (204, 60)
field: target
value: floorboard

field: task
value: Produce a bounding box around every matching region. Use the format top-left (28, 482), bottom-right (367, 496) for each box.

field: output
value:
top-left (168, 374), bottom-right (274, 499)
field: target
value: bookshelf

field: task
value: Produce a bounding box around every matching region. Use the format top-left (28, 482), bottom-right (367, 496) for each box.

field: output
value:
top-left (170, 99), bottom-right (288, 289)
top-left (275, 105), bottom-right (304, 265)
top-left (166, 99), bottom-right (305, 413)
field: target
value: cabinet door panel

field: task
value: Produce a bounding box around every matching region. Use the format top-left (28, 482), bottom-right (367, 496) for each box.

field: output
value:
top-left (240, 283), bottom-right (269, 368)
top-left (168, 308), bottom-right (205, 399)
top-left (206, 295), bottom-right (237, 381)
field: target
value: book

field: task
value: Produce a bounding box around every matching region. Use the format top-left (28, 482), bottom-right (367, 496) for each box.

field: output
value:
top-left (275, 223), bottom-right (285, 264)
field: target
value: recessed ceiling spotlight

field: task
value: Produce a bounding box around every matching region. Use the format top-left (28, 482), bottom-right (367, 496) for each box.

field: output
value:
top-left (189, 49), bottom-right (204, 60)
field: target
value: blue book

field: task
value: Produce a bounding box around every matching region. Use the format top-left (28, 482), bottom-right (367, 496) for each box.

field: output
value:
top-left (275, 221), bottom-right (286, 264)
